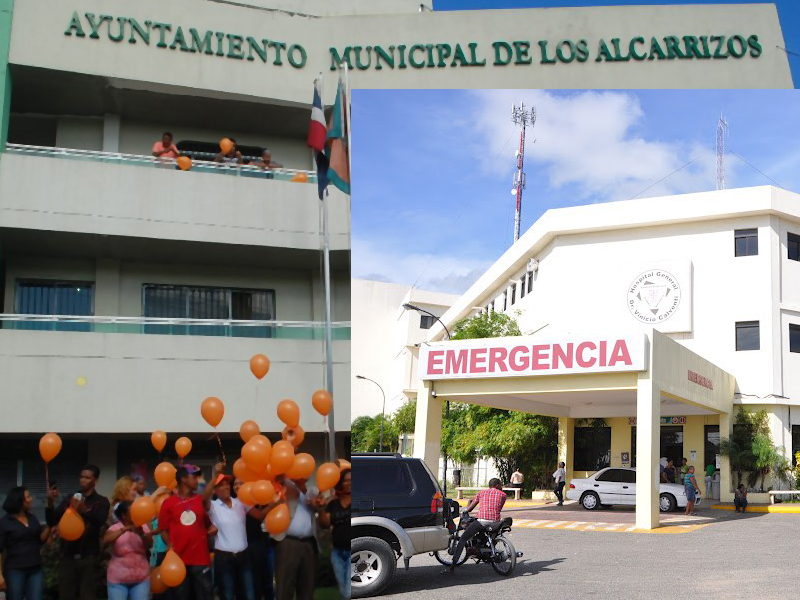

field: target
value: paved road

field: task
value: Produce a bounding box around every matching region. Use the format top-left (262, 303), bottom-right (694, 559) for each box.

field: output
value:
top-left (372, 512), bottom-right (800, 600)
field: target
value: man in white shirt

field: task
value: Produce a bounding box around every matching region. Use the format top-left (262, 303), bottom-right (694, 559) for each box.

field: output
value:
top-left (276, 478), bottom-right (319, 600)
top-left (552, 462), bottom-right (567, 506)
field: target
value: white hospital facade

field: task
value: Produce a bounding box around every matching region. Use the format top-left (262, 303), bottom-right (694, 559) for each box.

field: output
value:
top-left (357, 185), bottom-right (800, 529)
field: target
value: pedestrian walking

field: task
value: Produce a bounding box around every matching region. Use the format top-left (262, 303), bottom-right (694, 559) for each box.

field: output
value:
top-left (553, 462), bottom-right (567, 505)
top-left (684, 466), bottom-right (701, 516)
top-left (704, 463), bottom-right (715, 499)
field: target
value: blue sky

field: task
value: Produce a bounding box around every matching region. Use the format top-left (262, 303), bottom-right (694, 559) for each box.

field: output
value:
top-left (434, 0), bottom-right (799, 88)
top-left (351, 89), bottom-right (800, 293)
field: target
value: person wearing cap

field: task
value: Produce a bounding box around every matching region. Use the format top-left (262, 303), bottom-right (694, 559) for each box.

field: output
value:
top-left (157, 464), bottom-right (219, 600)
top-left (208, 475), bottom-right (283, 600)
top-left (275, 478), bottom-right (320, 600)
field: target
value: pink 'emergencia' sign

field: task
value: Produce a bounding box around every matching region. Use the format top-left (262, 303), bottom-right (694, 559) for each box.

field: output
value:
top-left (418, 335), bottom-right (648, 380)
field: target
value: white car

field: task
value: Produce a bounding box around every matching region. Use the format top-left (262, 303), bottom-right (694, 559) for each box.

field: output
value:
top-left (566, 467), bottom-right (701, 512)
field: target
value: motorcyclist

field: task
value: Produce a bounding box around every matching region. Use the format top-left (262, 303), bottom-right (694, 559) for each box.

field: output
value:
top-left (442, 478), bottom-right (507, 575)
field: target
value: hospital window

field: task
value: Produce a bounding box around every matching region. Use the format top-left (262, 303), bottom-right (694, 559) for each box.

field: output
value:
top-left (789, 232), bottom-right (800, 262)
top-left (527, 271), bottom-right (533, 294)
top-left (419, 314), bottom-right (435, 330)
top-left (519, 276), bottom-right (526, 299)
top-left (573, 427), bottom-right (611, 471)
top-left (735, 321), bottom-right (760, 351)
top-left (14, 280), bottom-right (95, 332)
top-left (793, 425), bottom-right (800, 466)
top-left (791, 324), bottom-right (800, 353)
top-left (503, 291), bottom-right (507, 311)
top-left (704, 425), bottom-right (720, 471)
top-left (734, 228), bottom-right (758, 257)
top-left (510, 284), bottom-right (516, 305)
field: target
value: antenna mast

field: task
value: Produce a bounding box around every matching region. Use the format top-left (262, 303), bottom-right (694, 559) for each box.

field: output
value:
top-left (511, 102), bottom-right (536, 243)
top-left (716, 112), bottom-right (729, 191)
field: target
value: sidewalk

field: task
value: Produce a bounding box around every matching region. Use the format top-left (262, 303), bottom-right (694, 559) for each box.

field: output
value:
top-left (710, 502), bottom-right (800, 513)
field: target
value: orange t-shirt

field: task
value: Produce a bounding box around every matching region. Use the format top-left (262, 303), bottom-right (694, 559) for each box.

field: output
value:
top-left (152, 142), bottom-right (179, 159)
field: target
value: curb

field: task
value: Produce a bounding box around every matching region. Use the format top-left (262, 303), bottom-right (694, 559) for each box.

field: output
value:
top-left (710, 504), bottom-right (800, 513)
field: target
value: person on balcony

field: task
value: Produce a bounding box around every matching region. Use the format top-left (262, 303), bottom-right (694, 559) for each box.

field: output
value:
top-left (152, 132), bottom-right (181, 161)
top-left (214, 139), bottom-right (244, 166)
top-left (253, 149), bottom-right (283, 178)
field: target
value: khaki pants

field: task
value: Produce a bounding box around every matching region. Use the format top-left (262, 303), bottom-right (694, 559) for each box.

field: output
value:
top-left (275, 537), bottom-right (317, 600)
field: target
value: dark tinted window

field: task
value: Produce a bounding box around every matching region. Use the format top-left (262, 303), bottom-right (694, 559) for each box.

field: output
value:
top-left (734, 229), bottom-right (758, 257)
top-left (704, 425), bottom-right (720, 472)
top-left (353, 461), bottom-right (411, 495)
top-left (735, 321), bottom-right (760, 351)
top-left (596, 469), bottom-right (633, 483)
top-left (573, 427), bottom-right (611, 471)
top-left (788, 232), bottom-right (800, 262)
top-left (793, 426), bottom-right (800, 466)
top-left (790, 324), bottom-right (800, 353)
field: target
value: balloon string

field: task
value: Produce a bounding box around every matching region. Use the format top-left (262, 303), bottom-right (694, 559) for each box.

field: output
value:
top-left (45, 462), bottom-right (50, 497)
top-left (215, 428), bottom-right (227, 466)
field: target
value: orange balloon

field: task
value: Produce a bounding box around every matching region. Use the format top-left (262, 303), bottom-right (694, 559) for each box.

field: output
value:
top-left (272, 440), bottom-right (293, 455)
top-left (312, 390), bottom-right (333, 417)
top-left (282, 425), bottom-right (305, 447)
top-left (270, 448), bottom-right (295, 476)
top-left (250, 354), bottom-right (270, 380)
top-left (263, 464), bottom-right (275, 481)
top-left (265, 503), bottom-right (290, 535)
top-left (316, 462), bottom-right (341, 493)
top-left (167, 478), bottom-right (178, 490)
top-left (277, 399), bottom-right (300, 428)
top-left (290, 172), bottom-right (309, 183)
top-left (154, 492), bottom-right (169, 514)
top-left (161, 550), bottom-right (187, 587)
top-left (220, 138), bottom-right (234, 154)
top-left (237, 482), bottom-right (255, 506)
top-left (251, 480), bottom-right (275, 505)
top-left (131, 496), bottom-right (156, 527)
top-left (175, 437), bottom-right (192, 458)
top-left (250, 435), bottom-right (272, 451)
top-left (59, 508), bottom-right (85, 541)
top-left (337, 459), bottom-right (351, 470)
top-left (151, 431), bottom-right (167, 453)
top-left (155, 462), bottom-right (177, 488)
top-left (176, 156), bottom-right (192, 171)
top-left (151, 568), bottom-right (169, 594)
top-left (39, 433), bottom-right (62, 463)
top-left (286, 453), bottom-right (316, 480)
top-left (201, 397), bottom-right (224, 428)
top-left (239, 420), bottom-right (260, 443)
top-left (242, 439), bottom-right (271, 470)
top-left (233, 458), bottom-right (259, 483)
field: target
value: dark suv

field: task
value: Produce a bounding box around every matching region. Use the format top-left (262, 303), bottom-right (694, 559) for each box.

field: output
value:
top-left (351, 453), bottom-right (450, 598)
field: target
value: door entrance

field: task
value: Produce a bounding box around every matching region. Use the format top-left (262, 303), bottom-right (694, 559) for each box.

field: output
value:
top-left (630, 425), bottom-right (684, 477)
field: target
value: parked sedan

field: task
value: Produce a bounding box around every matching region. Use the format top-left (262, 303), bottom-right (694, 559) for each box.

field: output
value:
top-left (566, 467), bottom-right (700, 512)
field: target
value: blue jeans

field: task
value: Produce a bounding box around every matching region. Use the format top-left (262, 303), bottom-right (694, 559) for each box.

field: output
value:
top-left (5, 566), bottom-right (44, 600)
top-left (248, 538), bottom-right (275, 600)
top-left (107, 580), bottom-right (150, 600)
top-left (735, 497), bottom-right (748, 511)
top-left (214, 551), bottom-right (255, 600)
top-left (330, 547), bottom-right (351, 599)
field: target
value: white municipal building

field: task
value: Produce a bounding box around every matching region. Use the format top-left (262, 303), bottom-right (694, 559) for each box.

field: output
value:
top-left (401, 185), bottom-right (800, 529)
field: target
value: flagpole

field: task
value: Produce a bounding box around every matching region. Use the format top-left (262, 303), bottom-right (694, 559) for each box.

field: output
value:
top-left (320, 70), bottom-right (336, 464)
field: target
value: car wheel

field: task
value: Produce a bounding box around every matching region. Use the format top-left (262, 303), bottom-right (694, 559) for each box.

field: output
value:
top-left (580, 491), bottom-right (601, 510)
top-left (660, 493), bottom-right (677, 513)
top-left (351, 536), bottom-right (397, 598)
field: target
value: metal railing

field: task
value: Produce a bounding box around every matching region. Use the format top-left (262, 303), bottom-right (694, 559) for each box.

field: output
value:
top-left (0, 314), bottom-right (350, 340)
top-left (4, 144), bottom-right (317, 183)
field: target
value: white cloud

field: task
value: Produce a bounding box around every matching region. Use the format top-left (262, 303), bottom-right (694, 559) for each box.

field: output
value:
top-left (470, 90), bottom-right (736, 203)
top-left (352, 236), bottom-right (490, 294)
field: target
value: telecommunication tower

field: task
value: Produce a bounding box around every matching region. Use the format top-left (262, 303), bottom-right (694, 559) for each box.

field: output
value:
top-left (511, 102), bottom-right (536, 243)
top-left (716, 112), bottom-right (729, 191)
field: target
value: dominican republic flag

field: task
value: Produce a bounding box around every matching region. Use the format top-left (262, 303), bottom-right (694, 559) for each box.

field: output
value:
top-left (307, 79), bottom-right (327, 152)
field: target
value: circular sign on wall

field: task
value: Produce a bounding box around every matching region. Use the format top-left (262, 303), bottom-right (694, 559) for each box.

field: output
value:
top-left (627, 270), bottom-right (681, 324)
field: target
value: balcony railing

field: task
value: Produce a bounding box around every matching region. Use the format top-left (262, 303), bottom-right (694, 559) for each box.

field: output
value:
top-left (0, 314), bottom-right (350, 340)
top-left (4, 144), bottom-right (318, 183)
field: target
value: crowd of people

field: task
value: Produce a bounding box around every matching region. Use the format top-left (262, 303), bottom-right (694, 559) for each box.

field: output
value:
top-left (0, 461), bottom-right (351, 600)
top-left (151, 132), bottom-right (284, 173)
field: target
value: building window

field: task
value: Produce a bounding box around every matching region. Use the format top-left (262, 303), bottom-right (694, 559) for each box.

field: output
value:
top-left (510, 284), bottom-right (516, 306)
top-left (791, 324), bottom-right (800, 353)
top-left (573, 427), bottom-right (611, 471)
top-left (735, 321), bottom-right (760, 351)
top-left (734, 228), bottom-right (758, 257)
top-left (143, 284), bottom-right (275, 337)
top-left (527, 271), bottom-right (533, 294)
top-left (419, 314), bottom-right (435, 330)
top-left (790, 233), bottom-right (800, 262)
top-left (704, 425), bottom-right (720, 472)
top-left (519, 276), bottom-right (526, 299)
top-left (14, 280), bottom-right (95, 332)
top-left (503, 291), bottom-right (507, 311)
top-left (793, 425), bottom-right (800, 466)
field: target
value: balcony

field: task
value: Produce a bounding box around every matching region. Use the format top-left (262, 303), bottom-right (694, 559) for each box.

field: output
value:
top-left (0, 145), bottom-right (350, 252)
top-left (0, 316), bottom-right (351, 434)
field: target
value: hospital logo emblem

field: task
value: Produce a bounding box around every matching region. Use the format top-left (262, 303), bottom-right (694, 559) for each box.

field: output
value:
top-left (627, 270), bottom-right (681, 324)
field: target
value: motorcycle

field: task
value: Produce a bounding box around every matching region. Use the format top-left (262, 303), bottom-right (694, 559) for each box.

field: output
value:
top-left (433, 498), bottom-right (521, 576)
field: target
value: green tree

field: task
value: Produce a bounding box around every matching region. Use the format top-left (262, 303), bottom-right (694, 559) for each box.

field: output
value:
top-left (452, 310), bottom-right (521, 340)
top-left (394, 399), bottom-right (417, 434)
top-left (351, 415), bottom-right (376, 452)
top-left (720, 408), bottom-right (790, 491)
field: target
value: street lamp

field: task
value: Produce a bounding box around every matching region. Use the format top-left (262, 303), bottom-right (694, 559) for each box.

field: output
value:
top-left (402, 302), bottom-right (452, 496)
top-left (355, 375), bottom-right (386, 451)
